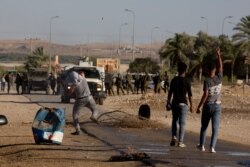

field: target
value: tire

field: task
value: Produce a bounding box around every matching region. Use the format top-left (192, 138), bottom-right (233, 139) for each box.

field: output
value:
top-left (61, 96), bottom-right (70, 103)
top-left (35, 140), bottom-right (41, 144)
top-left (138, 104), bottom-right (151, 119)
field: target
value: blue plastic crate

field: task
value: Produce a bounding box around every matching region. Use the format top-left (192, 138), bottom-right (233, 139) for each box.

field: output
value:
top-left (32, 107), bottom-right (65, 144)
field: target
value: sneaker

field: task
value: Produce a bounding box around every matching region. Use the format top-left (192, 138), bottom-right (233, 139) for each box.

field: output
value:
top-left (71, 131), bottom-right (80, 135)
top-left (196, 144), bottom-right (205, 152)
top-left (170, 138), bottom-right (177, 146)
top-left (210, 147), bottom-right (216, 153)
top-left (178, 142), bottom-right (186, 148)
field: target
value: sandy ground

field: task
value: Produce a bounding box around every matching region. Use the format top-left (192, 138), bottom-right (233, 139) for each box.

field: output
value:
top-left (0, 93), bottom-right (145, 167)
top-left (0, 84), bottom-right (249, 166)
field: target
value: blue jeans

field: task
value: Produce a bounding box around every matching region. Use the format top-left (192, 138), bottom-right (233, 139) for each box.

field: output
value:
top-left (171, 104), bottom-right (188, 143)
top-left (199, 103), bottom-right (221, 148)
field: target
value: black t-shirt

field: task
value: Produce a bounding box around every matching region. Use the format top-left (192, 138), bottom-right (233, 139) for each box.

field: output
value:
top-left (169, 76), bottom-right (192, 105)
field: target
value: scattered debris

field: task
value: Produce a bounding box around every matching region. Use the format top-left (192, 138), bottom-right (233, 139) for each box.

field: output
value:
top-left (109, 152), bottom-right (150, 162)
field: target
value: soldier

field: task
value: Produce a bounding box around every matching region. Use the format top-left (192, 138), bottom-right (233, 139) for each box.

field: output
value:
top-left (139, 73), bottom-right (145, 94)
top-left (49, 73), bottom-right (56, 95)
top-left (153, 72), bottom-right (162, 94)
top-left (144, 72), bottom-right (150, 94)
top-left (56, 73), bottom-right (62, 95)
top-left (1, 74), bottom-right (6, 92)
top-left (4, 72), bottom-right (11, 94)
top-left (115, 73), bottom-right (125, 95)
top-left (163, 71), bottom-right (170, 93)
top-left (104, 69), bottom-right (114, 96)
top-left (21, 73), bottom-right (28, 94)
top-left (134, 72), bottom-right (140, 94)
top-left (15, 72), bottom-right (23, 94)
top-left (125, 71), bottom-right (134, 94)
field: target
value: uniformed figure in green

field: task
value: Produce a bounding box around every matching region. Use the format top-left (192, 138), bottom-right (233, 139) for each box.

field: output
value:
top-left (143, 72), bottom-right (150, 94)
top-left (153, 72), bottom-right (162, 94)
top-left (115, 73), bottom-right (125, 95)
top-left (125, 71), bottom-right (134, 94)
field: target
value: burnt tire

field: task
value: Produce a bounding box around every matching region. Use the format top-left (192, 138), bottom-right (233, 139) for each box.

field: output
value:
top-left (138, 104), bottom-right (151, 119)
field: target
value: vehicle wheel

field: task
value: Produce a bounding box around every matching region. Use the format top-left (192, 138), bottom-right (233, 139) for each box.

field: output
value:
top-left (27, 88), bottom-right (31, 94)
top-left (98, 98), bottom-right (104, 105)
top-left (35, 140), bottom-right (41, 144)
top-left (46, 88), bottom-right (50, 95)
top-left (61, 96), bottom-right (70, 103)
top-left (65, 99), bottom-right (70, 103)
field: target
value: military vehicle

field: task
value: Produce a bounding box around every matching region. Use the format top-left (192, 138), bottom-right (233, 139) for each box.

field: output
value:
top-left (27, 68), bottom-right (50, 94)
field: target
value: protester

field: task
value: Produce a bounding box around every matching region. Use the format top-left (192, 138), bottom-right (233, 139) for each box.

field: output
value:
top-left (66, 70), bottom-right (99, 135)
top-left (196, 48), bottom-right (223, 153)
top-left (166, 62), bottom-right (193, 147)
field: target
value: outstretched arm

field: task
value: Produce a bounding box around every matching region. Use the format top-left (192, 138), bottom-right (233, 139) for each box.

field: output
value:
top-left (217, 48), bottom-right (222, 73)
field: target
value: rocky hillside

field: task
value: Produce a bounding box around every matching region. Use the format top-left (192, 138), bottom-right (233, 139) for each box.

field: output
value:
top-left (0, 40), bottom-right (163, 59)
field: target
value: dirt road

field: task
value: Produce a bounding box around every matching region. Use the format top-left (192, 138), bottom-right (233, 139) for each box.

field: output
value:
top-left (0, 84), bottom-right (249, 166)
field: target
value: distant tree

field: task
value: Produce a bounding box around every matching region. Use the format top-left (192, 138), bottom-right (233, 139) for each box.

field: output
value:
top-left (129, 58), bottom-right (160, 73)
top-left (159, 33), bottom-right (196, 78)
top-left (218, 35), bottom-right (236, 82)
top-left (24, 47), bottom-right (48, 70)
top-left (190, 32), bottom-right (220, 81)
top-left (0, 66), bottom-right (4, 75)
top-left (232, 15), bottom-right (250, 82)
top-left (159, 33), bottom-right (195, 69)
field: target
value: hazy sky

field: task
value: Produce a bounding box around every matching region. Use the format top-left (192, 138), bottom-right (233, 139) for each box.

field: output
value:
top-left (0, 0), bottom-right (249, 45)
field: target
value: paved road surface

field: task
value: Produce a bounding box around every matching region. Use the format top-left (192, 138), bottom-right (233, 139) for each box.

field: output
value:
top-left (25, 94), bottom-right (250, 167)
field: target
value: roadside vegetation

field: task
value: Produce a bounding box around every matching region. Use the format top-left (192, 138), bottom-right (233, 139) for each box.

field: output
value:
top-left (158, 15), bottom-right (250, 82)
top-left (128, 15), bottom-right (250, 83)
top-left (1, 15), bottom-right (249, 83)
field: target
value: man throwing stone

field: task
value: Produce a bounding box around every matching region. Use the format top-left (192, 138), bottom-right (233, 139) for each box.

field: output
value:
top-left (196, 48), bottom-right (223, 153)
top-left (66, 70), bottom-right (99, 135)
